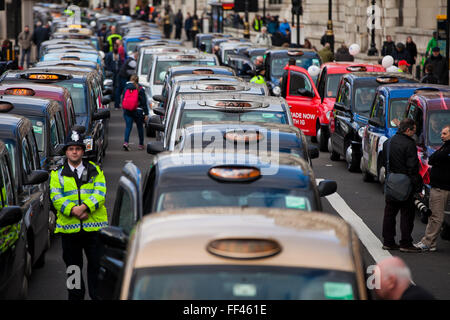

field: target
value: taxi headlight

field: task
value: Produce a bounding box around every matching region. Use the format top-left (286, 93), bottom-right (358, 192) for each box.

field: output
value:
top-left (358, 127), bottom-right (365, 139)
top-left (272, 86), bottom-right (281, 96)
top-left (326, 110), bottom-right (332, 120)
top-left (83, 138), bottom-right (93, 151)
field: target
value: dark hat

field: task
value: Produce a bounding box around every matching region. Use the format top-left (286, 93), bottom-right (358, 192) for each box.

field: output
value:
top-left (63, 130), bottom-right (86, 152)
top-left (432, 46), bottom-right (440, 52)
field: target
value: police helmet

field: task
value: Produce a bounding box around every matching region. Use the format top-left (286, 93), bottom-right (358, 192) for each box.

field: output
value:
top-left (63, 130), bottom-right (86, 152)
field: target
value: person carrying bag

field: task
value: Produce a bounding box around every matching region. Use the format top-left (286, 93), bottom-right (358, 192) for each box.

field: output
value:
top-left (381, 118), bottom-right (422, 253)
top-left (121, 75), bottom-right (149, 151)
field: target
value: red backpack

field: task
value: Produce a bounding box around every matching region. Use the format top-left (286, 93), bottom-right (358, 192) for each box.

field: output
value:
top-left (122, 88), bottom-right (139, 111)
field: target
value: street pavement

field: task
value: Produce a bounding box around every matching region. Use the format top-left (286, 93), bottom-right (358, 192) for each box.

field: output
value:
top-left (27, 104), bottom-right (450, 300)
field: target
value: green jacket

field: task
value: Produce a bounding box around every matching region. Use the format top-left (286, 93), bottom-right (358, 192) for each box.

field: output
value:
top-left (426, 38), bottom-right (438, 56)
top-left (319, 47), bottom-right (334, 63)
top-left (50, 160), bottom-right (108, 234)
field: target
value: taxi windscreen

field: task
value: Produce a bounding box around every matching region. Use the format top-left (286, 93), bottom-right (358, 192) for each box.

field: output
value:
top-left (58, 83), bottom-right (87, 115)
top-left (156, 187), bottom-right (312, 212)
top-left (180, 110), bottom-right (288, 127)
top-left (271, 56), bottom-right (320, 78)
top-left (130, 266), bottom-right (358, 300)
top-left (126, 40), bottom-right (140, 53)
top-left (427, 111), bottom-right (450, 145)
top-left (326, 74), bottom-right (344, 98)
top-left (388, 98), bottom-right (409, 127)
top-left (353, 83), bottom-right (378, 115)
top-left (154, 60), bottom-right (217, 85)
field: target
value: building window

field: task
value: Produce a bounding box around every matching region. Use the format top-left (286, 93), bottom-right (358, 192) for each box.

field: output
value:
top-left (269, 0), bottom-right (283, 4)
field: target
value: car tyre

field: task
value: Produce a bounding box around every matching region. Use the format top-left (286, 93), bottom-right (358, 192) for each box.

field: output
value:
top-left (317, 127), bottom-right (328, 152)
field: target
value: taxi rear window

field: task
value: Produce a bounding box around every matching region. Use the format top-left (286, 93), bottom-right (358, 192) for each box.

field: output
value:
top-left (154, 60), bottom-right (217, 85)
top-left (180, 110), bottom-right (287, 127)
top-left (156, 187), bottom-right (312, 212)
top-left (58, 83), bottom-right (87, 114)
top-left (130, 265), bottom-right (358, 300)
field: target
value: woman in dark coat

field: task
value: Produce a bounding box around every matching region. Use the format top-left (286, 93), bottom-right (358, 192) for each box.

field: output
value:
top-left (405, 36), bottom-right (417, 74)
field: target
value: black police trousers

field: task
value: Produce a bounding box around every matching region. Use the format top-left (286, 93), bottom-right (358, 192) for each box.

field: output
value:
top-left (61, 230), bottom-right (101, 300)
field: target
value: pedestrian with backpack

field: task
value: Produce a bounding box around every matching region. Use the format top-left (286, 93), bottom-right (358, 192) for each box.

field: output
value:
top-left (121, 75), bottom-right (149, 151)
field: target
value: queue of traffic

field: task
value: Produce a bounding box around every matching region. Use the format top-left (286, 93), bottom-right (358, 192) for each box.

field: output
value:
top-left (0, 3), bottom-right (448, 300)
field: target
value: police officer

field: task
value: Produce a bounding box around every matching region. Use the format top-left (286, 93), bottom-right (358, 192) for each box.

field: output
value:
top-left (50, 130), bottom-right (108, 300)
top-left (250, 56), bottom-right (266, 84)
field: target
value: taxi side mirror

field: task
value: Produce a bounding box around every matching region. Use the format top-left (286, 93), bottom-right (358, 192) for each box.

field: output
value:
top-left (99, 226), bottom-right (128, 250)
top-left (147, 141), bottom-right (165, 155)
top-left (297, 88), bottom-right (315, 98)
top-left (148, 122), bottom-right (165, 132)
top-left (93, 109), bottom-right (111, 120)
top-left (101, 95), bottom-right (112, 106)
top-left (152, 95), bottom-right (165, 103)
top-left (153, 107), bottom-right (165, 117)
top-left (52, 144), bottom-right (65, 156)
top-left (0, 206), bottom-right (23, 228)
top-left (308, 145), bottom-right (319, 159)
top-left (24, 170), bottom-right (49, 185)
top-left (103, 87), bottom-right (112, 96)
top-left (103, 79), bottom-right (113, 87)
top-left (334, 102), bottom-right (351, 113)
top-left (318, 180), bottom-right (337, 197)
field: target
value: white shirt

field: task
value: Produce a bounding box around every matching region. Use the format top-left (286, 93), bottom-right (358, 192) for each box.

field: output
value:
top-left (68, 163), bottom-right (85, 179)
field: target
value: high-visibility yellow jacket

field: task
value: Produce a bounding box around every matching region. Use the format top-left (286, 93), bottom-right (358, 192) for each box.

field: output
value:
top-left (250, 75), bottom-right (266, 84)
top-left (107, 34), bottom-right (123, 52)
top-left (50, 160), bottom-right (108, 234)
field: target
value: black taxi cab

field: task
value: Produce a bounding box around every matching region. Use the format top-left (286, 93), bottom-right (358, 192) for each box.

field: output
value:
top-left (147, 121), bottom-right (319, 165)
top-left (328, 72), bottom-right (417, 171)
top-left (0, 95), bottom-right (67, 170)
top-left (0, 114), bottom-right (50, 269)
top-left (0, 82), bottom-right (77, 137)
top-left (0, 70), bottom-right (110, 165)
top-left (264, 48), bottom-right (322, 95)
top-left (0, 140), bottom-right (29, 299)
top-left (97, 207), bottom-right (366, 300)
top-left (111, 151), bottom-right (336, 218)
top-left (151, 94), bottom-right (294, 151)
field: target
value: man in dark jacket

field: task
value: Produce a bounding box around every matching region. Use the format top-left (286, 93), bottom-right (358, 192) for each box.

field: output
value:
top-left (335, 44), bottom-right (354, 62)
top-left (104, 43), bottom-right (123, 109)
top-left (424, 47), bottom-right (449, 85)
top-left (415, 124), bottom-right (450, 251)
top-left (381, 35), bottom-right (396, 57)
top-left (420, 64), bottom-right (439, 84)
top-left (184, 13), bottom-right (193, 41)
top-left (32, 21), bottom-right (50, 58)
top-left (393, 42), bottom-right (410, 66)
top-left (381, 118), bottom-right (422, 252)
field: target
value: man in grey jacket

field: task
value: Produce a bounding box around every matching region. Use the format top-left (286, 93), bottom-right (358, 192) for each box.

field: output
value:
top-left (254, 27), bottom-right (272, 46)
top-left (18, 25), bottom-right (32, 69)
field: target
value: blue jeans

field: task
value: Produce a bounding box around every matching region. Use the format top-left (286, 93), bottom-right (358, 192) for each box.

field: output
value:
top-left (123, 109), bottom-right (144, 145)
top-left (20, 48), bottom-right (30, 68)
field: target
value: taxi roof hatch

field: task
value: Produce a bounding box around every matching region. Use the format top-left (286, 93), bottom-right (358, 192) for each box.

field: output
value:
top-left (207, 238), bottom-right (282, 260)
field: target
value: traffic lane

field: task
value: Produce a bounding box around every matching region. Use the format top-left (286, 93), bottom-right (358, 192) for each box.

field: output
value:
top-left (312, 142), bottom-right (450, 299)
top-left (27, 108), bottom-right (153, 300)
